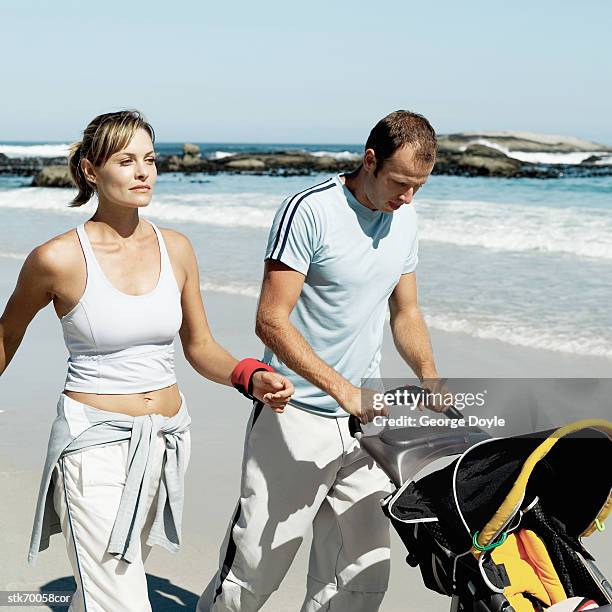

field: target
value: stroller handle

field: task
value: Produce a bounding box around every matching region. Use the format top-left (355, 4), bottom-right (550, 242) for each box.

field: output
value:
top-left (349, 384), bottom-right (464, 438)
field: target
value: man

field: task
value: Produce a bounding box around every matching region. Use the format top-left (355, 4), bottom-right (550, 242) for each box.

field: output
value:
top-left (198, 110), bottom-right (442, 611)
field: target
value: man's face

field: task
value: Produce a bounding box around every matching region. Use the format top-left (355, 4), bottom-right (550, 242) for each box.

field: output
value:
top-left (363, 145), bottom-right (433, 213)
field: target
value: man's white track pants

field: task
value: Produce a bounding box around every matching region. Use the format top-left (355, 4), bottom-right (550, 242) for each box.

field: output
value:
top-left (198, 403), bottom-right (391, 612)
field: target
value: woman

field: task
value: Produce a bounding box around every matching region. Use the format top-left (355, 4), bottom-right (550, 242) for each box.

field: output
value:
top-left (0, 110), bottom-right (293, 611)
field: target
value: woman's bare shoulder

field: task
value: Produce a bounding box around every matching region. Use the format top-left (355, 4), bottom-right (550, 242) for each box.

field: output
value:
top-left (26, 228), bottom-right (83, 277)
top-left (157, 226), bottom-right (196, 260)
top-left (157, 226), bottom-right (192, 246)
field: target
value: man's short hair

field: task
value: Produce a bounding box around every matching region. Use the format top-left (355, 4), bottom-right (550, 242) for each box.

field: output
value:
top-left (365, 110), bottom-right (437, 175)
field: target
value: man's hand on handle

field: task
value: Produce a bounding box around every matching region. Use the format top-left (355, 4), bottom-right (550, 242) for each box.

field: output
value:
top-left (419, 378), bottom-right (452, 413)
top-left (339, 379), bottom-right (453, 424)
top-left (339, 385), bottom-right (390, 424)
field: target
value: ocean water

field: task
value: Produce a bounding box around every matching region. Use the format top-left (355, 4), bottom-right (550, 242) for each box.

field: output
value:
top-left (0, 143), bottom-right (611, 360)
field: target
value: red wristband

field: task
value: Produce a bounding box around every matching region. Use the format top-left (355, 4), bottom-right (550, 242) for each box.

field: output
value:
top-left (231, 358), bottom-right (275, 400)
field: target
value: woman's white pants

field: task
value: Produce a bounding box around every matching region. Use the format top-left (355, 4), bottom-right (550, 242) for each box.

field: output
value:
top-left (52, 431), bottom-right (189, 611)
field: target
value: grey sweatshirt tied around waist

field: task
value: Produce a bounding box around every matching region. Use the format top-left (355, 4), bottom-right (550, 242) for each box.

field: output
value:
top-left (29, 392), bottom-right (191, 565)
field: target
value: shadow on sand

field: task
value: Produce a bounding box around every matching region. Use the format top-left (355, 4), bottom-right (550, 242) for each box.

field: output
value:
top-left (39, 574), bottom-right (198, 610)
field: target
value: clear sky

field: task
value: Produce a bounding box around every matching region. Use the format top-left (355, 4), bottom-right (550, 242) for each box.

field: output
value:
top-left (1, 0), bottom-right (611, 144)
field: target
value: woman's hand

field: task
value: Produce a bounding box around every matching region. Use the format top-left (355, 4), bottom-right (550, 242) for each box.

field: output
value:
top-left (251, 371), bottom-right (294, 413)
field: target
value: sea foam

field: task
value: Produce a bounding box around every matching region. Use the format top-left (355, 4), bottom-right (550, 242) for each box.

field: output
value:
top-left (1, 189), bottom-right (610, 259)
top-left (417, 198), bottom-right (612, 260)
top-left (0, 143), bottom-right (71, 158)
top-left (425, 313), bottom-right (612, 359)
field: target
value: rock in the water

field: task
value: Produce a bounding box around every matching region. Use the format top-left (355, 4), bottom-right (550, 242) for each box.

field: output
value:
top-left (225, 158), bottom-right (267, 170)
top-left (181, 153), bottom-right (204, 167)
top-left (433, 144), bottom-right (523, 177)
top-left (462, 144), bottom-right (508, 158)
top-left (313, 155), bottom-right (358, 171)
top-left (216, 153), bottom-right (358, 174)
top-left (157, 154), bottom-right (214, 173)
top-left (32, 165), bottom-right (73, 187)
top-left (0, 156), bottom-right (66, 176)
top-left (439, 131), bottom-right (612, 154)
top-left (457, 152), bottom-right (522, 176)
top-left (162, 155), bottom-right (183, 172)
top-left (183, 143), bottom-right (201, 157)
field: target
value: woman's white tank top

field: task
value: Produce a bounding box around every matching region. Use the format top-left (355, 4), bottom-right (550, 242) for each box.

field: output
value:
top-left (61, 219), bottom-right (183, 394)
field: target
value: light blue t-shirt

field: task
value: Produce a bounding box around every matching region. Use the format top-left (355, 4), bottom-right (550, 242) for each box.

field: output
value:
top-left (263, 174), bottom-right (418, 417)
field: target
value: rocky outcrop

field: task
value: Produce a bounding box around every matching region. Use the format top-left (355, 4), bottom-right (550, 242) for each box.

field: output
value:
top-left (432, 149), bottom-right (611, 178)
top-left (434, 144), bottom-right (523, 177)
top-left (32, 165), bottom-right (73, 187)
top-left (581, 154), bottom-right (603, 164)
top-left (181, 143), bottom-right (202, 167)
top-left (158, 154), bottom-right (214, 173)
top-left (225, 158), bottom-right (267, 171)
top-left (1, 156), bottom-right (66, 176)
top-left (158, 152), bottom-right (359, 176)
top-left (218, 153), bottom-right (358, 175)
top-left (438, 131), bottom-right (612, 154)
top-left (183, 143), bottom-right (201, 157)
top-left (157, 143), bottom-right (213, 173)
top-left (0, 131), bottom-right (606, 188)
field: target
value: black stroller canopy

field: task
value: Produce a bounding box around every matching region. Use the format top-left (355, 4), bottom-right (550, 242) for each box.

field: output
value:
top-left (397, 420), bottom-right (612, 552)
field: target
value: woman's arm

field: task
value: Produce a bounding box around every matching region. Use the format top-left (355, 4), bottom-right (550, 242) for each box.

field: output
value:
top-left (173, 230), bottom-right (240, 384)
top-left (170, 230), bottom-right (293, 410)
top-left (0, 244), bottom-right (61, 376)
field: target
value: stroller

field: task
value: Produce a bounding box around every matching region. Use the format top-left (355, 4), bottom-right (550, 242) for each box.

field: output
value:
top-left (350, 386), bottom-right (612, 612)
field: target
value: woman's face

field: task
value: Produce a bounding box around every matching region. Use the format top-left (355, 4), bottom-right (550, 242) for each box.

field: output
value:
top-left (89, 128), bottom-right (157, 208)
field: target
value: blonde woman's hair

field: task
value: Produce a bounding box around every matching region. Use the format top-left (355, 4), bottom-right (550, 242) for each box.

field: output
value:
top-left (68, 110), bottom-right (155, 207)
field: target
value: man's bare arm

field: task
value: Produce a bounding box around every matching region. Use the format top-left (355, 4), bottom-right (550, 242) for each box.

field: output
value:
top-left (256, 261), bottom-right (366, 417)
top-left (388, 272), bottom-right (439, 381)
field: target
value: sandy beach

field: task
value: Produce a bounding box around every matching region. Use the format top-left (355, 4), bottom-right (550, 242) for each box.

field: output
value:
top-left (1, 255), bottom-right (610, 611)
top-left (3, 0), bottom-right (612, 607)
